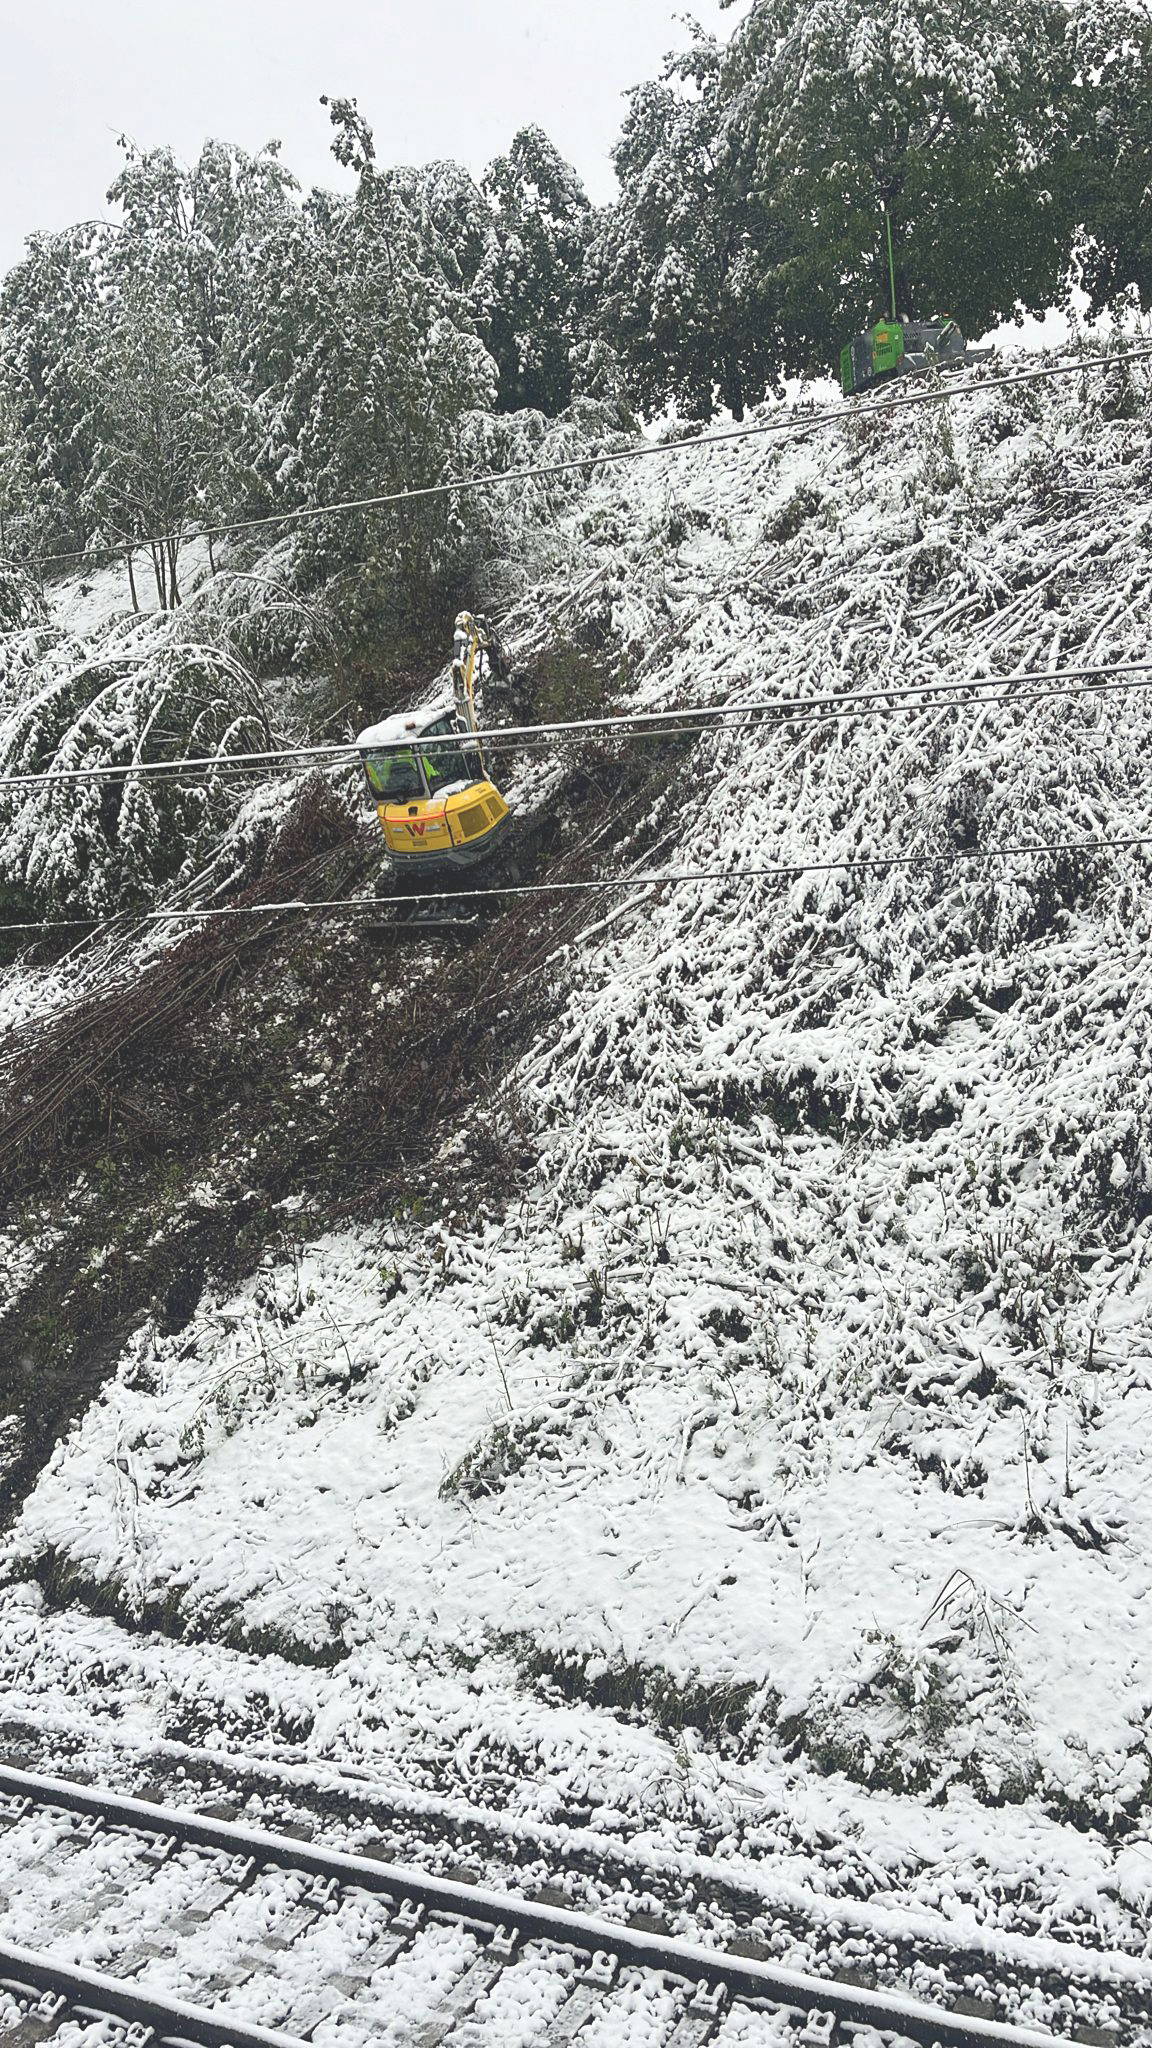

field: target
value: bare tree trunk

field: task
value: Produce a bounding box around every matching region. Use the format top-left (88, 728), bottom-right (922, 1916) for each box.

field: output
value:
top-left (126, 548), bottom-right (140, 614)
top-left (207, 531), bottom-right (216, 577)
top-left (168, 537), bottom-right (181, 609)
top-left (151, 543), bottom-right (167, 611)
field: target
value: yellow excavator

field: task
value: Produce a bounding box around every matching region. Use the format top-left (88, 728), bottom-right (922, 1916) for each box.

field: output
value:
top-left (356, 612), bottom-right (511, 871)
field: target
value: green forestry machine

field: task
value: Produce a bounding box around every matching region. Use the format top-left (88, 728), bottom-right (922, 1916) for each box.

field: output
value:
top-left (839, 211), bottom-right (989, 398)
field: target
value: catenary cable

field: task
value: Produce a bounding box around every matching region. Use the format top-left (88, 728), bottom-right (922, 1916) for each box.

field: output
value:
top-left (0, 831), bottom-right (1146, 936)
top-left (34, 343), bottom-right (1152, 574)
top-left (1, 655), bottom-right (1151, 795)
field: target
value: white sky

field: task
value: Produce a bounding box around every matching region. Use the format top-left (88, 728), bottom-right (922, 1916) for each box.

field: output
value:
top-left (0, 0), bottom-right (750, 273)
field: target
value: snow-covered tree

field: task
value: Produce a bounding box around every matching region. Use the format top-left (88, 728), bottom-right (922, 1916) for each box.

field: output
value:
top-left (0, 619), bottom-right (271, 918)
top-left (0, 379), bottom-right (49, 569)
top-left (393, 158), bottom-right (494, 299)
top-left (718, 0), bottom-right (1074, 371)
top-left (593, 30), bottom-right (775, 421)
top-left (1065, 0), bottom-right (1152, 313)
top-left (0, 225), bottom-right (107, 556)
top-left (239, 98), bottom-right (498, 632)
top-left (479, 127), bottom-right (594, 415)
top-left (598, 0), bottom-right (1078, 415)
top-left (82, 278), bottom-right (221, 611)
top-left (0, 142), bottom-right (294, 579)
top-left (0, 559), bottom-right (47, 643)
top-left (106, 137), bottom-right (299, 367)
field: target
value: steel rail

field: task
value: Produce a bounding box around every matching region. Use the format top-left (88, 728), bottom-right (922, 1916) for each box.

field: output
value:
top-left (4, 1714), bottom-right (1143, 2006)
top-left (0, 1763), bottom-right (1077, 2048)
top-left (0, 1942), bottom-right (307, 2048)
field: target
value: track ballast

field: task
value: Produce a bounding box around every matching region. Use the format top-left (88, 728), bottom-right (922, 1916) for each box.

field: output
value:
top-left (0, 1762), bottom-right (1077, 2048)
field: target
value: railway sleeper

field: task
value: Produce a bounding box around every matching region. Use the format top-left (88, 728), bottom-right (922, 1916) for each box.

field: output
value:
top-left (28, 1829), bottom-right (174, 1942)
top-left (543, 1951), bottom-right (619, 2041)
top-left (171, 1852), bottom-right (257, 1931)
top-left (276, 1887), bottom-right (417, 2020)
top-left (666, 1979), bottom-right (732, 2045)
top-left (409, 1923), bottom-right (520, 2048)
top-left (0, 1992), bottom-right (66, 2048)
top-left (24, 1813), bottom-right (104, 1868)
top-left (116, 1851), bottom-right (256, 1969)
top-left (191, 1871), bottom-right (341, 1997)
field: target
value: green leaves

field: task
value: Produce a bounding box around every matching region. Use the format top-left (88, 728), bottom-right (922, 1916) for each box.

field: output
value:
top-left (594, 31), bottom-right (779, 422)
top-left (1063, 0), bottom-right (1152, 313)
top-left (601, 0), bottom-right (1090, 415)
top-left (479, 126), bottom-right (595, 416)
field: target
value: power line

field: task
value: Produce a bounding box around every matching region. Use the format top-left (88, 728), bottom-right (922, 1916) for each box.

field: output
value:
top-left (36, 344), bottom-right (1152, 575)
top-left (1, 831), bottom-right (1146, 938)
top-left (1, 655), bottom-right (1151, 794)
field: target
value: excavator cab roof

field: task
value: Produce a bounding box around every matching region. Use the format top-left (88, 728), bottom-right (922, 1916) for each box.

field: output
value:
top-left (355, 699), bottom-right (457, 752)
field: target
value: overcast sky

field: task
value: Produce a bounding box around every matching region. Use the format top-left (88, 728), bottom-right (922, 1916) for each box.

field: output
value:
top-left (0, 0), bottom-right (749, 273)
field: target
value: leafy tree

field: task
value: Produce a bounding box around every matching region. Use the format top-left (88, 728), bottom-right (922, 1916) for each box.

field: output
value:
top-left (83, 278), bottom-right (222, 610)
top-left (0, 225), bottom-right (107, 555)
top-left (0, 621), bottom-right (272, 917)
top-left (103, 138), bottom-right (300, 569)
top-left (0, 140), bottom-right (295, 583)
top-left (593, 31), bottom-right (777, 421)
top-left (237, 98), bottom-right (497, 634)
top-left (719, 0), bottom-right (1075, 375)
top-left (395, 159), bottom-right (494, 298)
top-left (1064, 0), bottom-right (1152, 312)
top-left (106, 138), bottom-right (298, 365)
top-left (479, 127), bottom-right (594, 414)
top-left (0, 380), bottom-right (49, 567)
top-left (0, 96), bottom-right (613, 658)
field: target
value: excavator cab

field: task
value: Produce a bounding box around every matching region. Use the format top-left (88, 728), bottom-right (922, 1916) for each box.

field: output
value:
top-left (352, 602), bottom-right (508, 946)
top-left (358, 705), bottom-right (510, 869)
top-left (356, 615), bottom-right (511, 873)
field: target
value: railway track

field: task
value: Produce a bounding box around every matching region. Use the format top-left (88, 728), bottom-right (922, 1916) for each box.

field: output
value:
top-left (0, 1762), bottom-right (1085, 2048)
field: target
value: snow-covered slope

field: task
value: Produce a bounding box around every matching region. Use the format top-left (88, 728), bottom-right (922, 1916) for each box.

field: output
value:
top-left (5, 348), bottom-right (1152, 2002)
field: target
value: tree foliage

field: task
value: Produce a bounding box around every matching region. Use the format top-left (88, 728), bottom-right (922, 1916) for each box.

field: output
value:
top-left (0, 103), bottom-right (611, 638)
top-left (480, 126), bottom-right (594, 415)
top-left (1064, 0), bottom-right (1152, 314)
top-left (593, 32), bottom-right (776, 422)
top-left (0, 621), bottom-right (272, 917)
top-left (597, 0), bottom-right (1095, 417)
top-left (720, 0), bottom-right (1074, 367)
top-left (83, 278), bottom-right (223, 609)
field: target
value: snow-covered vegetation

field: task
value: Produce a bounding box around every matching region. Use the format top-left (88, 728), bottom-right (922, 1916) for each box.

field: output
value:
top-left (4, 0), bottom-right (1152, 2020)
top-left (3, 351), bottom-right (1152, 2019)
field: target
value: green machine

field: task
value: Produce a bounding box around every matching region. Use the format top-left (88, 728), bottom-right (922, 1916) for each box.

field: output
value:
top-left (839, 212), bottom-right (984, 397)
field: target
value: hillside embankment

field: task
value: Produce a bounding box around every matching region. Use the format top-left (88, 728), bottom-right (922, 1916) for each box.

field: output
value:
top-left (3, 349), bottom-right (1152, 2009)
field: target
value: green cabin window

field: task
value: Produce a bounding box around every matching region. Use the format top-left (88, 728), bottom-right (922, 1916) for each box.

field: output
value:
top-left (363, 748), bottom-right (425, 802)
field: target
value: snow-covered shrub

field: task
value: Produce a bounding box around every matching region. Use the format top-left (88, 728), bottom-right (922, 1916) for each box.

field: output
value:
top-left (184, 543), bottom-right (338, 677)
top-left (0, 614), bottom-right (274, 917)
top-left (453, 399), bottom-right (632, 610)
top-left (0, 562), bottom-right (46, 636)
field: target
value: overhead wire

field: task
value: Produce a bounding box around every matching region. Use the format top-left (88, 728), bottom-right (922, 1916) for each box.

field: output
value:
top-left (6, 347), bottom-right (1151, 943)
top-left (34, 343), bottom-right (1152, 575)
top-left (2, 655), bottom-right (1152, 794)
top-left (0, 831), bottom-right (1147, 938)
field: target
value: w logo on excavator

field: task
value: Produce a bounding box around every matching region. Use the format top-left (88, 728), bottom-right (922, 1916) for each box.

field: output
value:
top-left (407, 821), bottom-right (428, 839)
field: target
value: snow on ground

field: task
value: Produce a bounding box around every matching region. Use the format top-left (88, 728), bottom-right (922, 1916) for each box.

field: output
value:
top-left (5, 345), bottom-right (1152, 1962)
top-left (46, 539), bottom-right (215, 638)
